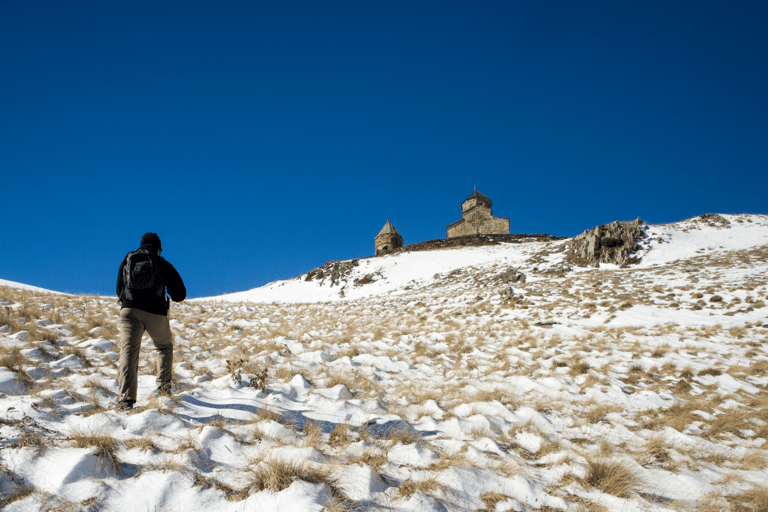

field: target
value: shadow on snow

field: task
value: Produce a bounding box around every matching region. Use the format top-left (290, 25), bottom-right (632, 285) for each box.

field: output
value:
top-left (176, 395), bottom-right (438, 439)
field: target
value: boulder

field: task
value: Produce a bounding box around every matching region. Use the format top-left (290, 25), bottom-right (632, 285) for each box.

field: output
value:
top-left (500, 268), bottom-right (526, 283)
top-left (566, 217), bottom-right (645, 268)
top-left (500, 286), bottom-right (515, 300)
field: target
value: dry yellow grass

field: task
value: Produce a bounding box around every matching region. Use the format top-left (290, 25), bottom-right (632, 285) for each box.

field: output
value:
top-left (654, 400), bottom-right (704, 433)
top-left (397, 476), bottom-right (447, 499)
top-left (726, 487), bottom-right (768, 512)
top-left (123, 436), bottom-right (159, 453)
top-left (301, 420), bottom-right (323, 448)
top-left (68, 428), bottom-right (121, 472)
top-left (582, 458), bottom-right (637, 498)
top-left (0, 346), bottom-right (37, 391)
top-left (3, 239), bottom-right (768, 512)
top-left (740, 451), bottom-right (768, 470)
top-left (572, 496), bottom-right (608, 512)
top-left (480, 491), bottom-right (511, 510)
top-left (347, 449), bottom-right (387, 471)
top-left (383, 424), bottom-right (423, 446)
top-left (329, 423), bottom-right (353, 448)
top-left (9, 429), bottom-right (47, 455)
top-left (148, 454), bottom-right (191, 475)
top-left (569, 360), bottom-right (591, 378)
top-left (705, 411), bottom-right (751, 440)
top-left (584, 403), bottom-right (621, 424)
top-left (0, 487), bottom-right (35, 508)
top-left (242, 457), bottom-right (347, 502)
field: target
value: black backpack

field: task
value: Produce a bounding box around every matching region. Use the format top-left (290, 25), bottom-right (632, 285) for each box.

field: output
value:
top-left (122, 249), bottom-right (164, 301)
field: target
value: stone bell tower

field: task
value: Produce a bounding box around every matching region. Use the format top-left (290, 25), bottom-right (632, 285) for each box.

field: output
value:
top-left (374, 220), bottom-right (403, 256)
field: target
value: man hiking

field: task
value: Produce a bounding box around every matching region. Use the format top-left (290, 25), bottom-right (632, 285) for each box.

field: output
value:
top-left (116, 232), bottom-right (186, 411)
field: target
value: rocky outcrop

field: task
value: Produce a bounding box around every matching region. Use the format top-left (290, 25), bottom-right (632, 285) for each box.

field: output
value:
top-left (500, 286), bottom-right (515, 300)
top-left (304, 259), bottom-right (359, 287)
top-left (566, 218), bottom-right (645, 268)
top-left (499, 286), bottom-right (531, 307)
top-left (500, 267), bottom-right (526, 284)
top-left (695, 213), bottom-right (730, 228)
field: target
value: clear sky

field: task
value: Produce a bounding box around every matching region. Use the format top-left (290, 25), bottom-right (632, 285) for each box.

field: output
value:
top-left (1, 1), bottom-right (766, 298)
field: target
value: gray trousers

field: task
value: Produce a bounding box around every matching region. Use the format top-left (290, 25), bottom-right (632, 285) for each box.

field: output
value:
top-left (117, 308), bottom-right (173, 404)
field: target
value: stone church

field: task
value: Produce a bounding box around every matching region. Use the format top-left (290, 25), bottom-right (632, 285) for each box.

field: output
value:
top-left (446, 189), bottom-right (509, 238)
top-left (374, 190), bottom-right (509, 255)
top-left (374, 220), bottom-right (403, 256)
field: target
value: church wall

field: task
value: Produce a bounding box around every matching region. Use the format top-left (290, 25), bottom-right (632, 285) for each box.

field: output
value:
top-left (478, 216), bottom-right (510, 235)
top-left (375, 233), bottom-right (403, 255)
top-left (447, 206), bottom-right (509, 238)
top-left (447, 221), bottom-right (469, 238)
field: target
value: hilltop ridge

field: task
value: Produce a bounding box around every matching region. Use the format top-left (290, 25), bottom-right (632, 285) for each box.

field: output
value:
top-left (210, 213), bottom-right (768, 305)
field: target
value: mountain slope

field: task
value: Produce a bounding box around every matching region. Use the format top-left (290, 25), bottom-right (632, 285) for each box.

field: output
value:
top-left (1, 213), bottom-right (767, 512)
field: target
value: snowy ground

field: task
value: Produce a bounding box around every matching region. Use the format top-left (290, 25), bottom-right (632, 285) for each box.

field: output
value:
top-left (1, 213), bottom-right (767, 511)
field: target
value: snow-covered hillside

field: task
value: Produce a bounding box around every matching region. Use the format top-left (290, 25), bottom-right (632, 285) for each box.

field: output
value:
top-left (2, 213), bottom-right (768, 512)
top-left (212, 214), bottom-right (768, 305)
top-left (0, 280), bottom-right (65, 295)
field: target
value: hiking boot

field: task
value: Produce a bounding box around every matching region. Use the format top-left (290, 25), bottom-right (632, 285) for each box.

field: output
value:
top-left (155, 384), bottom-right (172, 397)
top-left (116, 401), bottom-right (133, 412)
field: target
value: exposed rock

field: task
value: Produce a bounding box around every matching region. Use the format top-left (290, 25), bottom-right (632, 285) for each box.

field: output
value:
top-left (305, 259), bottom-right (359, 287)
top-left (354, 272), bottom-right (382, 287)
top-left (500, 268), bottom-right (526, 283)
top-left (500, 287), bottom-right (531, 307)
top-left (697, 213), bottom-right (730, 228)
top-left (566, 218), bottom-right (645, 268)
top-left (539, 262), bottom-right (572, 276)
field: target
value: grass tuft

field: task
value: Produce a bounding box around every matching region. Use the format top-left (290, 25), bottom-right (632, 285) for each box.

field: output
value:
top-left (726, 487), bottom-right (768, 512)
top-left (481, 491), bottom-right (511, 510)
top-left (582, 458), bottom-right (637, 498)
top-left (242, 458), bottom-right (347, 502)
top-left (0, 487), bottom-right (35, 508)
top-left (69, 428), bottom-right (121, 472)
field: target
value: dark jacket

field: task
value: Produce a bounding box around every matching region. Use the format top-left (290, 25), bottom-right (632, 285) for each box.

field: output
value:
top-left (117, 247), bottom-right (186, 315)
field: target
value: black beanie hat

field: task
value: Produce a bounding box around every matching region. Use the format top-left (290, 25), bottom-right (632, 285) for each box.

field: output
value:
top-left (140, 232), bottom-right (162, 250)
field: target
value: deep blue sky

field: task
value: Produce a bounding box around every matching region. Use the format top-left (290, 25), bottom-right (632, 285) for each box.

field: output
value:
top-left (1, 1), bottom-right (766, 297)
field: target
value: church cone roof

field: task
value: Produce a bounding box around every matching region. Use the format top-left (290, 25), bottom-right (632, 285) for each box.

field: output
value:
top-left (377, 220), bottom-right (401, 237)
top-left (464, 189), bottom-right (492, 203)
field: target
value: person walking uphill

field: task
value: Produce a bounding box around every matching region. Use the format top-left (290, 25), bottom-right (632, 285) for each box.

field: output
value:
top-left (116, 233), bottom-right (186, 411)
